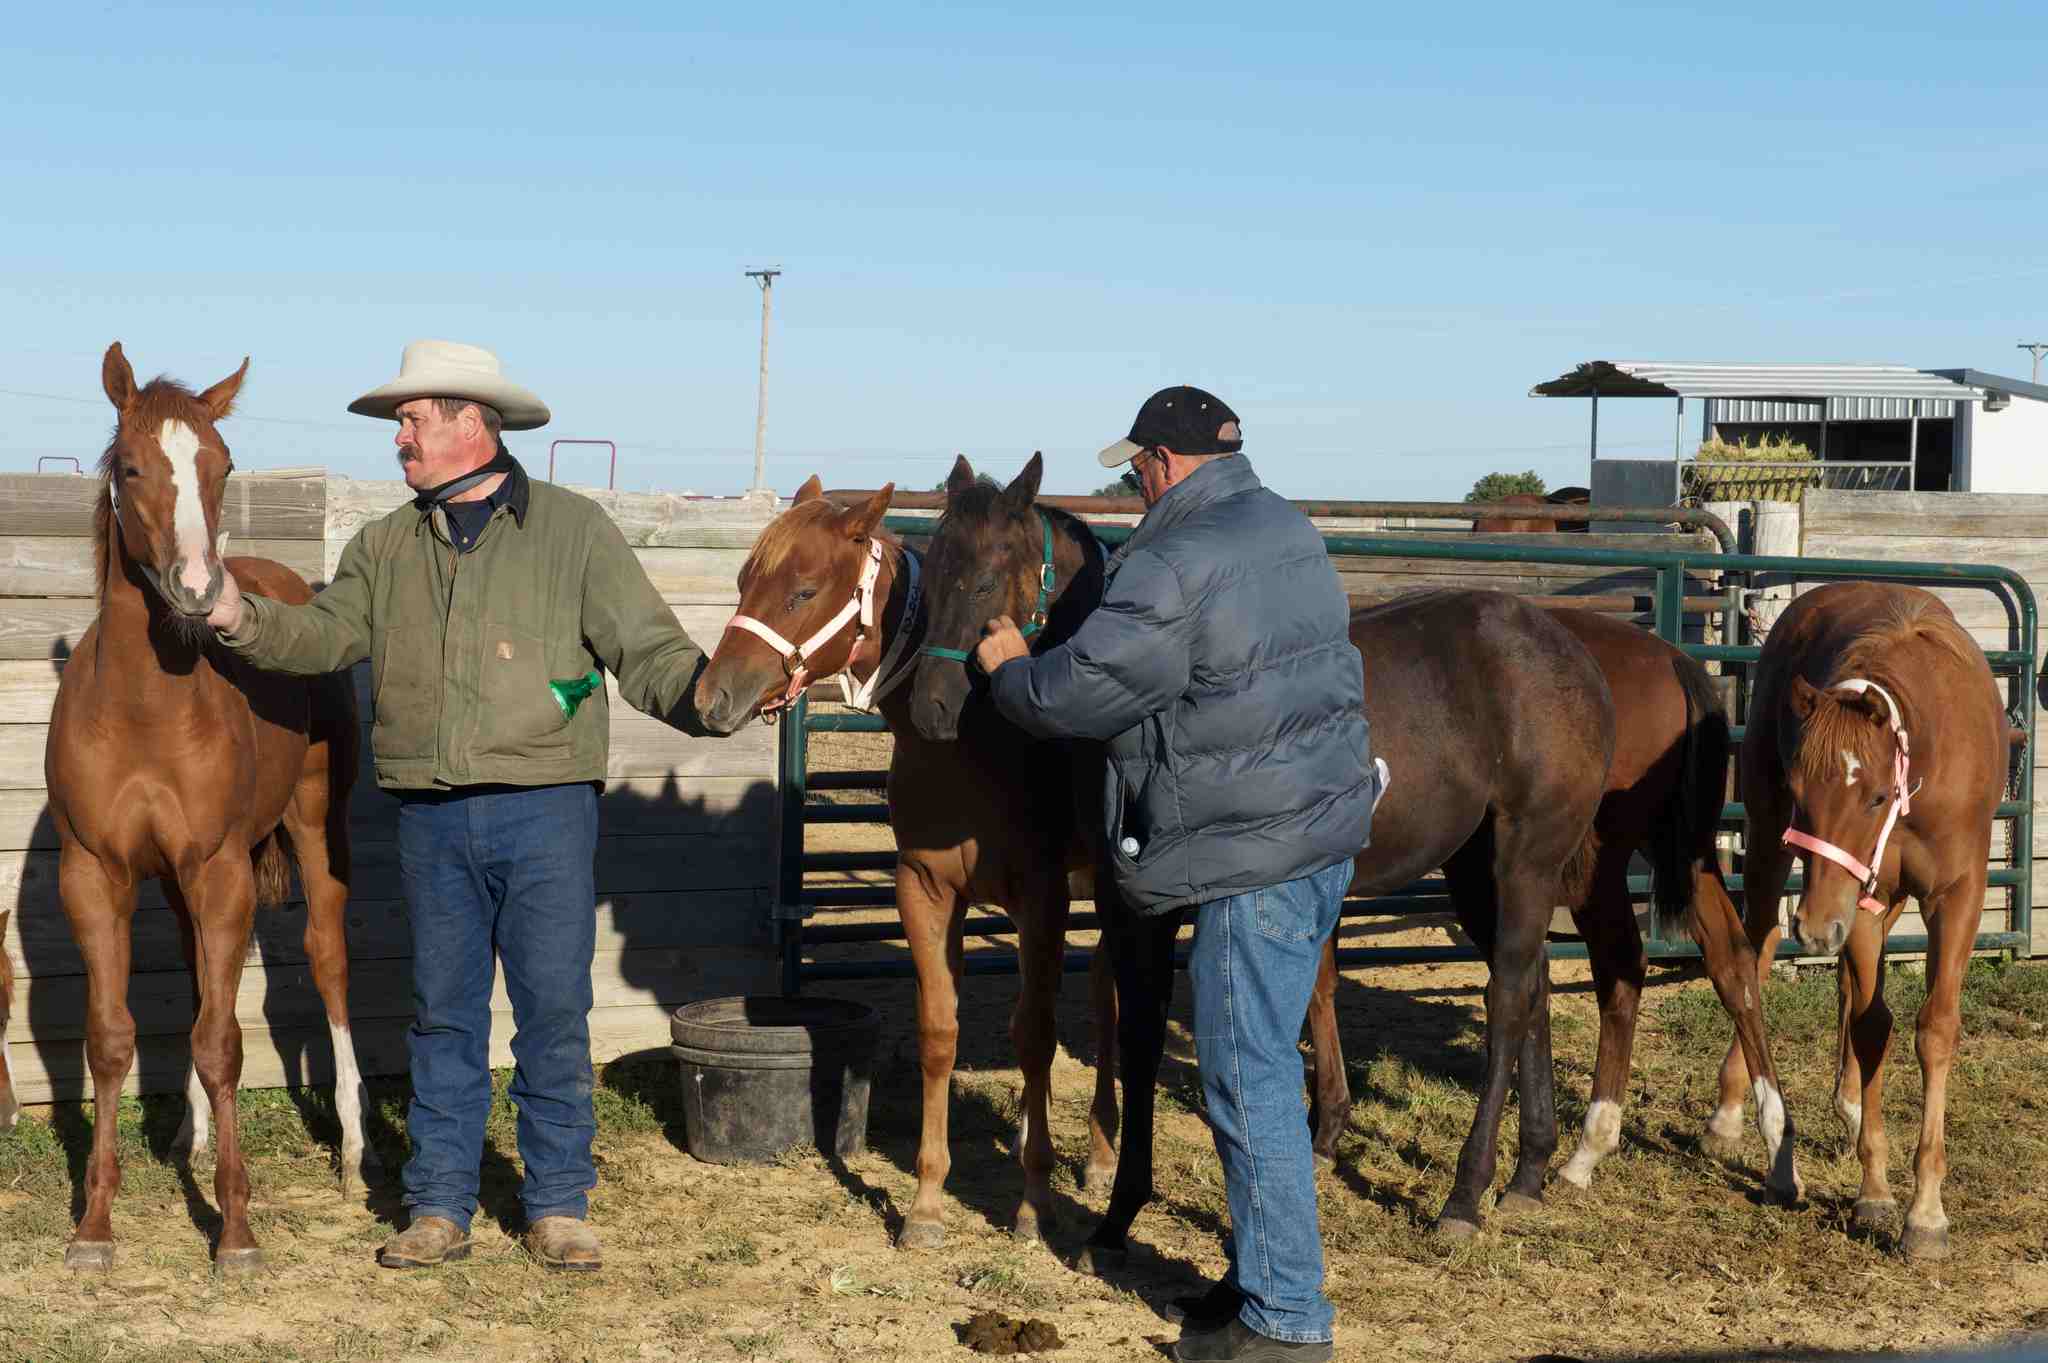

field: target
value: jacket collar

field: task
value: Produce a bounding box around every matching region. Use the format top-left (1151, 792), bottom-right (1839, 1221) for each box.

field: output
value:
top-left (1118, 455), bottom-right (1262, 561)
top-left (412, 447), bottom-right (531, 535)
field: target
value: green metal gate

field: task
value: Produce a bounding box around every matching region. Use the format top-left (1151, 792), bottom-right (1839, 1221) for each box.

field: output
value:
top-left (774, 526), bottom-right (2036, 993)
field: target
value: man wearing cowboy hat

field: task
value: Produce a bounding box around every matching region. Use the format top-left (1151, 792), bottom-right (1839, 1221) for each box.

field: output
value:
top-left (208, 340), bottom-right (720, 1274)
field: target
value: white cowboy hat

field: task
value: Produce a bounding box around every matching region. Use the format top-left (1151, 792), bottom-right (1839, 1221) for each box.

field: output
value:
top-left (347, 339), bottom-right (551, 430)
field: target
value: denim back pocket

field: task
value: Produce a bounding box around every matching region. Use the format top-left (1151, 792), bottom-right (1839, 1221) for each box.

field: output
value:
top-left (1251, 880), bottom-right (1320, 944)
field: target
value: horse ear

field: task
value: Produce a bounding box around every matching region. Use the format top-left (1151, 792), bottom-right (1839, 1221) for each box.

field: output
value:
top-left (1789, 677), bottom-right (1823, 720)
top-left (793, 475), bottom-right (824, 504)
top-left (1836, 686), bottom-right (1890, 726)
top-left (845, 483), bottom-right (892, 542)
top-left (198, 357), bottom-right (250, 422)
top-left (945, 454), bottom-right (976, 499)
top-left (102, 342), bottom-right (136, 410)
top-left (1001, 451), bottom-right (1044, 509)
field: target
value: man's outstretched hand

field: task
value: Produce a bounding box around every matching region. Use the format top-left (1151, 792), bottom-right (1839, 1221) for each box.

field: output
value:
top-left (974, 615), bottom-right (1029, 675)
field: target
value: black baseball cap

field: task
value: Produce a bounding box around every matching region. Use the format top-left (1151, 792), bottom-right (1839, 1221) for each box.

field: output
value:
top-left (1097, 386), bottom-right (1244, 467)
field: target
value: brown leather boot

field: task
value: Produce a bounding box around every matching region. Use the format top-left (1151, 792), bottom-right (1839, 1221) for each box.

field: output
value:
top-left (523, 1216), bottom-right (601, 1272)
top-left (377, 1216), bottom-right (471, 1269)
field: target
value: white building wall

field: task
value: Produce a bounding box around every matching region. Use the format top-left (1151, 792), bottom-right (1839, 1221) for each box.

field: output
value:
top-left (1958, 395), bottom-right (2048, 493)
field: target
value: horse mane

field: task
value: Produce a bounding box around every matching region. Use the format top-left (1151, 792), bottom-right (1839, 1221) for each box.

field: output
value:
top-left (1793, 592), bottom-right (1981, 787)
top-left (742, 495), bottom-right (907, 584)
top-left (91, 376), bottom-right (209, 603)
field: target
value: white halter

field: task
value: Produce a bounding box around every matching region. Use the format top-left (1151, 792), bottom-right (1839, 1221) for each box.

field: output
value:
top-left (1780, 678), bottom-right (1923, 915)
top-left (722, 538), bottom-right (923, 718)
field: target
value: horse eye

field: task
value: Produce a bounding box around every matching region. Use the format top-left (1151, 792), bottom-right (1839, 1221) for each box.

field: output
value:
top-left (789, 588), bottom-right (818, 610)
top-left (972, 577), bottom-right (996, 597)
top-left (122, 465), bottom-right (141, 479)
top-left (1869, 792), bottom-right (1888, 810)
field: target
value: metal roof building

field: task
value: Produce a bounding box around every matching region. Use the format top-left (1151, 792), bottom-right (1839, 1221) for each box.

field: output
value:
top-left (1531, 359), bottom-right (2048, 497)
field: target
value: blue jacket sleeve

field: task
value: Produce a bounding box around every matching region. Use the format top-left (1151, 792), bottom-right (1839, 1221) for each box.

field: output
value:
top-left (989, 547), bottom-right (1190, 740)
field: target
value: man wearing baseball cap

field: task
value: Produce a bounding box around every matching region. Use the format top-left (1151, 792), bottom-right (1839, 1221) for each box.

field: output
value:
top-left (975, 386), bottom-right (1375, 1362)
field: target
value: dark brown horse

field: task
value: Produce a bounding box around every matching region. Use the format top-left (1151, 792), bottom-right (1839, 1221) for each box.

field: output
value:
top-left (1720, 582), bottom-right (2010, 1261)
top-left (692, 474), bottom-right (1119, 1249)
top-left (908, 455), bottom-right (1616, 1260)
top-left (43, 344), bottom-right (371, 1273)
top-left (1302, 608), bottom-right (1800, 1200)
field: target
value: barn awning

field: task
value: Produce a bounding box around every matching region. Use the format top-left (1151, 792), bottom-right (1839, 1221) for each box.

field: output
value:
top-left (1531, 360), bottom-right (1986, 403)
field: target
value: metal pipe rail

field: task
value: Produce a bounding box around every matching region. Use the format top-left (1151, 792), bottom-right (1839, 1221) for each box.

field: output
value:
top-left (776, 534), bottom-right (2037, 993)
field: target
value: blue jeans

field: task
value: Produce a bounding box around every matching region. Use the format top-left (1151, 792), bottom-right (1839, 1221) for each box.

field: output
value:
top-left (1189, 860), bottom-right (1350, 1345)
top-left (395, 783), bottom-right (599, 1232)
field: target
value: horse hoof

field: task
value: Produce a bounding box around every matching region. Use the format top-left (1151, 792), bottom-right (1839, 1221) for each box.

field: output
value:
top-left (1312, 1149), bottom-right (1336, 1173)
top-left (1700, 1130), bottom-right (1744, 1159)
top-left (1496, 1191), bottom-right (1544, 1217)
top-left (1901, 1224), bottom-right (1951, 1263)
top-left (214, 1247), bottom-right (266, 1277)
top-left (1012, 1215), bottom-right (1050, 1244)
top-left (897, 1220), bottom-right (946, 1251)
top-left (1851, 1198), bottom-right (1899, 1233)
top-left (1080, 1161), bottom-right (1118, 1193)
top-left (1433, 1214), bottom-right (1481, 1242)
top-left (64, 1241), bottom-right (113, 1273)
top-left (1074, 1242), bottom-right (1127, 1276)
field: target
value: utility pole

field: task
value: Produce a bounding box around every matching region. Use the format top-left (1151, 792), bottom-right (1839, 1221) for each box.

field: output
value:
top-left (2021, 342), bottom-right (2048, 386)
top-left (745, 269), bottom-right (781, 493)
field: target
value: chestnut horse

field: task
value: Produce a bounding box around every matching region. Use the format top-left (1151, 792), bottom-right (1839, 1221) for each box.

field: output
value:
top-left (1721, 582), bottom-right (2010, 1261)
top-left (1302, 609), bottom-right (1800, 1200)
top-left (692, 475), bottom-right (1119, 1249)
top-left (43, 344), bottom-right (372, 1273)
top-left (909, 454), bottom-right (1615, 1258)
top-left (1470, 490), bottom-right (1589, 534)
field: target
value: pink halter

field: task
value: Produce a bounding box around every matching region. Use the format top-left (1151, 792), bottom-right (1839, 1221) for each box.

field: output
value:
top-left (1780, 678), bottom-right (1920, 915)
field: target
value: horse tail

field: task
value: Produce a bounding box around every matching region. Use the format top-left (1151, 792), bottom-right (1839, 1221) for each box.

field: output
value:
top-left (251, 827), bottom-right (297, 908)
top-left (1648, 650), bottom-right (1733, 942)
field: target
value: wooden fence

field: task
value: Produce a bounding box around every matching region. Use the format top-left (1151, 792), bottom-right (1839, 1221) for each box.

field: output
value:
top-left (1, 471), bottom-right (781, 1103)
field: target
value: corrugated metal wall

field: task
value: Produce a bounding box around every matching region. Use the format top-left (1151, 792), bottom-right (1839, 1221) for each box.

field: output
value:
top-left (1709, 397), bottom-right (1957, 423)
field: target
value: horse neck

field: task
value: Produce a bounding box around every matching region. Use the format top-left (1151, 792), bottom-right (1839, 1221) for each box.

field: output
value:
top-left (92, 507), bottom-right (208, 690)
top-left (1036, 511), bottom-right (1102, 649)
top-left (845, 536), bottom-right (921, 684)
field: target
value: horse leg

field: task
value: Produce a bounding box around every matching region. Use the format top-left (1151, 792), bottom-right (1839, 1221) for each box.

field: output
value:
top-left (1437, 831), bottom-right (1555, 1234)
top-left (1901, 874), bottom-right (1985, 1263)
top-left (162, 889), bottom-right (211, 1166)
top-left (1559, 855), bottom-right (1640, 1191)
top-left (1008, 872), bottom-right (1067, 1242)
top-left (1080, 897), bottom-right (1179, 1274)
top-left (1689, 865), bottom-right (1800, 1200)
top-left (0, 912), bottom-right (17, 1131)
top-left (185, 852), bottom-right (264, 1273)
top-left (61, 848), bottom-right (138, 1271)
top-left (1305, 934), bottom-right (1348, 1167)
top-left (1712, 837), bottom-right (1791, 1146)
top-left (282, 780), bottom-right (377, 1195)
top-left (1837, 913), bottom-right (1897, 1242)
top-left (1081, 941), bottom-right (1120, 1191)
top-left (897, 858), bottom-right (964, 1250)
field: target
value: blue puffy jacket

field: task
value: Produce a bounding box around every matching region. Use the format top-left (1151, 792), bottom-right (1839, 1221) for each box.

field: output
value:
top-left (990, 456), bottom-right (1376, 914)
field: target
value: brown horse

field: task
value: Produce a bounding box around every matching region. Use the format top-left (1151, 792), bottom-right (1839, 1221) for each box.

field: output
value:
top-left (1719, 582), bottom-right (2009, 1261)
top-left (907, 455), bottom-right (1616, 1258)
top-left (1302, 608), bottom-right (1801, 1200)
top-left (43, 344), bottom-right (372, 1273)
top-left (692, 474), bottom-right (1119, 1249)
top-left (1470, 490), bottom-right (1588, 534)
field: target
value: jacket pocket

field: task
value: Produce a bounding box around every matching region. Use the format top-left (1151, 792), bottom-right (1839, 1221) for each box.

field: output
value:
top-left (474, 626), bottom-right (572, 757)
top-left (370, 625), bottom-right (436, 761)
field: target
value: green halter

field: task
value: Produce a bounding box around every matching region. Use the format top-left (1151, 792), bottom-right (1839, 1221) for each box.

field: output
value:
top-left (919, 511), bottom-right (1057, 664)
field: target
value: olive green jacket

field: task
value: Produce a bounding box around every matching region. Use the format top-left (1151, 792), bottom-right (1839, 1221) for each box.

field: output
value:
top-left (220, 458), bottom-right (708, 790)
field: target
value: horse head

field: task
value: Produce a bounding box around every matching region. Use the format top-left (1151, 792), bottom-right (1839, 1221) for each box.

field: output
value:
top-left (909, 452), bottom-right (1047, 742)
top-left (693, 475), bottom-right (893, 735)
top-left (98, 342), bottom-right (247, 619)
top-left (1781, 675), bottom-right (1910, 954)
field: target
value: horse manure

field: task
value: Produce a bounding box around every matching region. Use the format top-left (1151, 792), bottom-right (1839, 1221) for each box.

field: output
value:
top-left (960, 1309), bottom-right (1064, 1354)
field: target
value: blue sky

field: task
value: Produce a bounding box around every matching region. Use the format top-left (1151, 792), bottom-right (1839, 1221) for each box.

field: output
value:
top-left (4, 1), bottom-right (2044, 499)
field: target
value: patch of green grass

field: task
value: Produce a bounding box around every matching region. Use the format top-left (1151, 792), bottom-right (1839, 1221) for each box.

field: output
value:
top-left (957, 1257), bottom-right (1053, 1309)
top-left (702, 1228), bottom-right (761, 1266)
top-left (727, 1329), bottom-right (783, 1360)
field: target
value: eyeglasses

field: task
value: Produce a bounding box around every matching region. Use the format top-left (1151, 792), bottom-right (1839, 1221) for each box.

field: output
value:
top-left (1119, 448), bottom-right (1154, 494)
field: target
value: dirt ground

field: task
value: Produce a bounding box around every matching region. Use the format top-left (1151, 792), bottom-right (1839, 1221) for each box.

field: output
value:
top-left (4, 738), bottom-right (2047, 1363)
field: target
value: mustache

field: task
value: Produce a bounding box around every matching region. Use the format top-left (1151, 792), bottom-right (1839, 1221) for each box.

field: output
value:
top-left (398, 444), bottom-right (420, 462)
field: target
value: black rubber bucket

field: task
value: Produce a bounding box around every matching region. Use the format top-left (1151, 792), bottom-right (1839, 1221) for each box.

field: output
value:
top-left (669, 995), bottom-right (879, 1164)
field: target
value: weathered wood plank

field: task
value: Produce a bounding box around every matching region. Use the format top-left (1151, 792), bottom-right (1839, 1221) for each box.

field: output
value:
top-left (5, 992), bottom-right (772, 1103)
top-left (10, 941), bottom-right (774, 1043)
top-left (1804, 490), bottom-right (2048, 541)
top-left (0, 473), bottom-right (325, 541)
top-left (0, 599), bottom-right (95, 662)
top-left (2, 831), bottom-right (775, 920)
top-left (0, 536), bottom-right (325, 599)
top-left (7, 887), bottom-right (772, 980)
